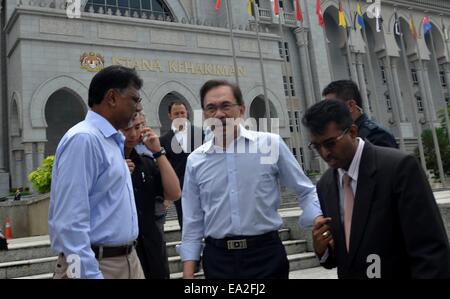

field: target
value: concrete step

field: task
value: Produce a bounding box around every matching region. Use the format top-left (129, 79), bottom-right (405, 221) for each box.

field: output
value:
top-left (169, 252), bottom-right (319, 279)
top-left (2, 248), bottom-right (317, 279)
top-left (168, 249), bottom-right (315, 275)
top-left (0, 256), bottom-right (57, 279)
top-left (1, 237), bottom-right (53, 263)
top-left (14, 273), bottom-right (54, 279)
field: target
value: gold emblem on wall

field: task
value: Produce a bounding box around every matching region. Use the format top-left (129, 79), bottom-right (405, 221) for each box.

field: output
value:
top-left (80, 52), bottom-right (105, 72)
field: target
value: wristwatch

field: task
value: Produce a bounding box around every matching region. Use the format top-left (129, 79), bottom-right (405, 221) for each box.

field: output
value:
top-left (153, 147), bottom-right (166, 159)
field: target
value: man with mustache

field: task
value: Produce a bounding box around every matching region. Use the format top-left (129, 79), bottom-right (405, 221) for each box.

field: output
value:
top-left (303, 99), bottom-right (450, 279)
top-left (177, 80), bottom-right (323, 279)
top-left (49, 66), bottom-right (145, 279)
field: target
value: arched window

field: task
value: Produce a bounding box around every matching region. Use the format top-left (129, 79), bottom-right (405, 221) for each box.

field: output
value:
top-left (85, 0), bottom-right (173, 21)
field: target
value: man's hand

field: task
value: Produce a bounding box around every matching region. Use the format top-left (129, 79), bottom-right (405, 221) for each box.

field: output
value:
top-left (142, 127), bottom-right (162, 153)
top-left (312, 216), bottom-right (334, 258)
top-left (163, 199), bottom-right (170, 210)
top-left (183, 261), bottom-right (197, 279)
top-left (126, 159), bottom-right (135, 173)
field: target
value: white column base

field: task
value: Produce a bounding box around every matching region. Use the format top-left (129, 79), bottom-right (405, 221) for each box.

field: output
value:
top-left (399, 122), bottom-right (414, 138)
top-left (0, 172), bottom-right (10, 198)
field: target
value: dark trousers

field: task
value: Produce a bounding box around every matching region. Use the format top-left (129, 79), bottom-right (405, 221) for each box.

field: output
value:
top-left (174, 198), bottom-right (183, 229)
top-left (202, 232), bottom-right (289, 279)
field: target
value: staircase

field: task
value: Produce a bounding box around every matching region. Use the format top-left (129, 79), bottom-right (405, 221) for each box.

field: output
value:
top-left (0, 209), bottom-right (320, 279)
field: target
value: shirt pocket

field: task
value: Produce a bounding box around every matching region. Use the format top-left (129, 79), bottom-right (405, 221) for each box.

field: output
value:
top-left (255, 173), bottom-right (276, 198)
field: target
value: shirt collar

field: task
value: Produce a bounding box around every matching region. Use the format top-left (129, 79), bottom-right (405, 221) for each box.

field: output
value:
top-left (338, 137), bottom-right (365, 186)
top-left (204, 124), bottom-right (256, 153)
top-left (85, 110), bottom-right (119, 139)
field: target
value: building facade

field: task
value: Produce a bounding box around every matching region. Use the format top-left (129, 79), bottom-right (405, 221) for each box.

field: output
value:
top-left (1, 0), bottom-right (450, 195)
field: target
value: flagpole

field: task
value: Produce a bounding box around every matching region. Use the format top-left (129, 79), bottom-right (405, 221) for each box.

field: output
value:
top-left (395, 10), bottom-right (427, 171)
top-left (340, 1), bottom-right (357, 83)
top-left (427, 26), bottom-right (450, 140)
top-left (224, 0), bottom-right (240, 86)
top-left (354, 0), bottom-right (382, 120)
top-left (347, 0), bottom-right (371, 118)
top-left (440, 15), bottom-right (450, 135)
top-left (252, 1), bottom-right (271, 130)
top-left (360, 26), bottom-right (382, 121)
top-left (410, 12), bottom-right (446, 186)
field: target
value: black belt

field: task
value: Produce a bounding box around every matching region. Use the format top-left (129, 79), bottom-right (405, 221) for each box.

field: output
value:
top-left (205, 231), bottom-right (279, 250)
top-left (91, 241), bottom-right (136, 259)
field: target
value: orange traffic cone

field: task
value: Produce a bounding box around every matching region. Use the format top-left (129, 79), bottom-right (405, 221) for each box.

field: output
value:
top-left (4, 218), bottom-right (12, 239)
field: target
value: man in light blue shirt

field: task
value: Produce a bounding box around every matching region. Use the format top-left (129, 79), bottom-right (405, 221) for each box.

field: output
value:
top-left (178, 80), bottom-right (324, 279)
top-left (48, 66), bottom-right (144, 279)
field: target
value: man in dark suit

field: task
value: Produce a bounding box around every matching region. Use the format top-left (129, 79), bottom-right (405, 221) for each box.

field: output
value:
top-left (159, 101), bottom-right (204, 229)
top-left (302, 99), bottom-right (450, 279)
top-left (323, 80), bottom-right (398, 148)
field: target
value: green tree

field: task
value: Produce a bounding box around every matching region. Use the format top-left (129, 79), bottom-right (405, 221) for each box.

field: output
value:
top-left (416, 107), bottom-right (450, 178)
top-left (28, 155), bottom-right (55, 193)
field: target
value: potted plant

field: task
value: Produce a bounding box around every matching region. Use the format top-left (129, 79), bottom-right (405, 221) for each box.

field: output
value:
top-left (28, 155), bottom-right (55, 194)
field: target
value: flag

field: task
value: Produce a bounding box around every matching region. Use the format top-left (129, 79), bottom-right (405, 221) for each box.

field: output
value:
top-left (356, 2), bottom-right (365, 30)
top-left (215, 0), bottom-right (220, 11)
top-left (247, 0), bottom-right (253, 16)
top-left (394, 12), bottom-right (401, 35)
top-left (295, 0), bottom-right (303, 22)
top-left (316, 0), bottom-right (324, 27)
top-left (338, 0), bottom-right (347, 28)
top-left (274, 0), bottom-right (279, 16)
top-left (423, 16), bottom-right (432, 35)
top-left (409, 16), bottom-right (417, 40)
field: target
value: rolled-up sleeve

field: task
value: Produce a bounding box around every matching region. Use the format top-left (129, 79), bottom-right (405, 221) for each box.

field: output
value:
top-left (276, 136), bottom-right (322, 228)
top-left (176, 157), bottom-right (205, 261)
top-left (49, 134), bottom-right (103, 279)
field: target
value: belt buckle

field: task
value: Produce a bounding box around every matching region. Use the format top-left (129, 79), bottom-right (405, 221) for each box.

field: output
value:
top-left (227, 239), bottom-right (247, 250)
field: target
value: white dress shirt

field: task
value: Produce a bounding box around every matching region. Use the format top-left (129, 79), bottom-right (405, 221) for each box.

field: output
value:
top-left (320, 138), bottom-right (365, 262)
top-left (172, 122), bottom-right (188, 153)
top-left (177, 125), bottom-right (322, 261)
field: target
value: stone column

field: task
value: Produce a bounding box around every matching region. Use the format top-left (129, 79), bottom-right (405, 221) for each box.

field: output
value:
top-left (294, 27), bottom-right (315, 107)
top-left (390, 58), bottom-right (407, 122)
top-left (443, 63), bottom-right (450, 101)
top-left (23, 142), bottom-right (34, 190)
top-left (355, 53), bottom-right (371, 118)
top-left (380, 56), bottom-right (406, 150)
top-left (36, 142), bottom-right (45, 167)
top-left (420, 62), bottom-right (438, 122)
top-left (348, 50), bottom-right (358, 83)
top-left (14, 150), bottom-right (23, 189)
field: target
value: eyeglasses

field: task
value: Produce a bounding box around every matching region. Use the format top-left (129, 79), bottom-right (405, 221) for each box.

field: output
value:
top-left (115, 88), bottom-right (142, 105)
top-left (204, 102), bottom-right (240, 115)
top-left (308, 128), bottom-right (350, 151)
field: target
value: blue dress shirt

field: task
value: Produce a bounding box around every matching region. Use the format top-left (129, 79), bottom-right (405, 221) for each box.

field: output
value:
top-left (177, 126), bottom-right (322, 261)
top-left (48, 110), bottom-right (138, 279)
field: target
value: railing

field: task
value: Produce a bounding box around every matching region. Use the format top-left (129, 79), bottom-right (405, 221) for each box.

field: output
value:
top-left (258, 7), bottom-right (272, 19)
top-left (15, 0), bottom-right (174, 22)
top-left (408, 0), bottom-right (450, 9)
top-left (283, 12), bottom-right (296, 25)
top-left (392, 0), bottom-right (450, 9)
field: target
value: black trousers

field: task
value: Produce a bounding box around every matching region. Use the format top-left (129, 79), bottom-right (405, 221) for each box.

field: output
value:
top-left (174, 198), bottom-right (183, 229)
top-left (202, 233), bottom-right (289, 279)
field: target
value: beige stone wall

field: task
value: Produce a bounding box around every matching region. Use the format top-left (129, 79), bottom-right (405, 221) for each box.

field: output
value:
top-left (0, 194), bottom-right (49, 238)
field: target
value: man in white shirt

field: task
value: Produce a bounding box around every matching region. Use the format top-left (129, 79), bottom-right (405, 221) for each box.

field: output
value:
top-left (159, 102), bottom-right (204, 229)
top-left (178, 80), bottom-right (323, 279)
